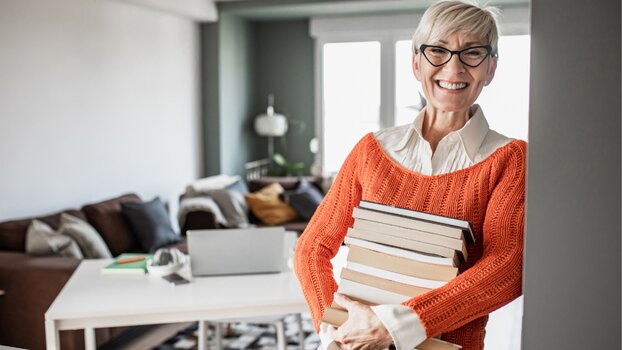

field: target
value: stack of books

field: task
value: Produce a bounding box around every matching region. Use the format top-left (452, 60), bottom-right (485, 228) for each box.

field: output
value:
top-left (321, 200), bottom-right (475, 350)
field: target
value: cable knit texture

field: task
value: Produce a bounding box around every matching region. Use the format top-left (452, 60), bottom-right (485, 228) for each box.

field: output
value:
top-left (294, 133), bottom-right (526, 350)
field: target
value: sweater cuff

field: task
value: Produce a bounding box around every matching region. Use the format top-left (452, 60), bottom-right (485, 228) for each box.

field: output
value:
top-left (371, 304), bottom-right (427, 350)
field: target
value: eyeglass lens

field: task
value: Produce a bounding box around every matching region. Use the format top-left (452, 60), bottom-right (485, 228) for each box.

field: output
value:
top-left (422, 46), bottom-right (490, 67)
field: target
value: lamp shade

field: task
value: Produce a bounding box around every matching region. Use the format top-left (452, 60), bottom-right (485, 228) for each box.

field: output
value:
top-left (254, 110), bottom-right (288, 137)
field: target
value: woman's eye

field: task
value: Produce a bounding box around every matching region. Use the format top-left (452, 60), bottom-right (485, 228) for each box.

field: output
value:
top-left (465, 50), bottom-right (483, 57)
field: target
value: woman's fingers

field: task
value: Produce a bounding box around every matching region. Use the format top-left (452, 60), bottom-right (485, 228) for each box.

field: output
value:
top-left (333, 293), bottom-right (358, 311)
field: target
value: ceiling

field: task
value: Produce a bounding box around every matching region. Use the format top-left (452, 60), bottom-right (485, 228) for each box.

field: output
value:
top-left (214, 0), bottom-right (530, 20)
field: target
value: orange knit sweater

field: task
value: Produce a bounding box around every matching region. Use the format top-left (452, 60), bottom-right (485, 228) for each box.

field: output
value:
top-left (294, 133), bottom-right (526, 350)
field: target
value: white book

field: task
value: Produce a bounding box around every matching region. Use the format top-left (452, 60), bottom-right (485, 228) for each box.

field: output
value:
top-left (346, 261), bottom-right (448, 289)
top-left (344, 236), bottom-right (456, 267)
top-left (338, 278), bottom-right (409, 305)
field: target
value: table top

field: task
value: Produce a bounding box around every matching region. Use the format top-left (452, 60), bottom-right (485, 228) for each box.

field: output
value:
top-left (45, 259), bottom-right (307, 324)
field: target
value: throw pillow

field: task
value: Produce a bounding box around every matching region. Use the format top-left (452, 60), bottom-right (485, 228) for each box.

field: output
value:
top-left (59, 214), bottom-right (112, 259)
top-left (206, 189), bottom-right (250, 228)
top-left (284, 180), bottom-right (325, 220)
top-left (226, 179), bottom-right (249, 193)
top-left (244, 183), bottom-right (298, 226)
top-left (186, 175), bottom-right (242, 197)
top-left (121, 197), bottom-right (181, 253)
top-left (25, 220), bottom-right (83, 259)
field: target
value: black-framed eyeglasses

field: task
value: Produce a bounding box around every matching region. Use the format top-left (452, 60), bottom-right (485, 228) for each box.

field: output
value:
top-left (419, 44), bottom-right (494, 68)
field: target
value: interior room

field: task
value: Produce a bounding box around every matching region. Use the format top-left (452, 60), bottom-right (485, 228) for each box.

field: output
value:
top-left (0, 0), bottom-right (619, 350)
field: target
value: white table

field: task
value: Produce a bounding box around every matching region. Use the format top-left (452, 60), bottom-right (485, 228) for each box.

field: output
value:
top-left (45, 260), bottom-right (309, 350)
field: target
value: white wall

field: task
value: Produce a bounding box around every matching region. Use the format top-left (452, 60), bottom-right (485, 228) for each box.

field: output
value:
top-left (0, 0), bottom-right (201, 221)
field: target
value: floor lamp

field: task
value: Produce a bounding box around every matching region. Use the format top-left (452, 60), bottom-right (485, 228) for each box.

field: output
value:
top-left (254, 94), bottom-right (288, 161)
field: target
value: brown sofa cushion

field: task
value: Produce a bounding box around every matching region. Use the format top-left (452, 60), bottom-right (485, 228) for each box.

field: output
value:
top-left (0, 210), bottom-right (86, 252)
top-left (82, 194), bottom-right (141, 256)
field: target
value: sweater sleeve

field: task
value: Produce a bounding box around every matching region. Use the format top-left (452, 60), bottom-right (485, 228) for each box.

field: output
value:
top-left (294, 135), bottom-right (367, 332)
top-left (403, 142), bottom-right (526, 337)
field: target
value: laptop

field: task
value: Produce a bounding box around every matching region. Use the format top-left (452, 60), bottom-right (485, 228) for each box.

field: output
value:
top-left (187, 227), bottom-right (294, 276)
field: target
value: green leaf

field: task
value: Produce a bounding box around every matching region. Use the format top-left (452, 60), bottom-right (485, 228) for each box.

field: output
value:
top-left (272, 153), bottom-right (287, 166)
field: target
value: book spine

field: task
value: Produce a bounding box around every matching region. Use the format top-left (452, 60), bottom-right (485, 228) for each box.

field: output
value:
top-left (347, 227), bottom-right (457, 259)
top-left (346, 262), bottom-right (448, 289)
top-left (344, 234), bottom-right (456, 266)
top-left (352, 219), bottom-right (464, 252)
top-left (348, 246), bottom-right (458, 281)
top-left (353, 207), bottom-right (463, 240)
top-left (340, 268), bottom-right (432, 297)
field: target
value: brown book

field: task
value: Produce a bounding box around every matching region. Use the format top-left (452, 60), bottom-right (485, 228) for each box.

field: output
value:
top-left (322, 307), bottom-right (461, 349)
top-left (353, 218), bottom-right (466, 257)
top-left (340, 268), bottom-right (432, 297)
top-left (347, 245), bottom-right (459, 282)
top-left (347, 226), bottom-right (466, 261)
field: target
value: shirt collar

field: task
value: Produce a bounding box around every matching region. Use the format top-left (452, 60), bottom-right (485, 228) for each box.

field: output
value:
top-left (458, 104), bottom-right (489, 162)
top-left (393, 108), bottom-right (426, 152)
top-left (393, 104), bottom-right (490, 162)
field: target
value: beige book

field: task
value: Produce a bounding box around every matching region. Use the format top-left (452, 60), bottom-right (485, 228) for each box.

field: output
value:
top-left (353, 219), bottom-right (465, 259)
top-left (348, 245), bottom-right (459, 282)
top-left (322, 307), bottom-right (461, 350)
top-left (337, 279), bottom-right (409, 305)
top-left (340, 268), bottom-right (432, 297)
top-left (358, 200), bottom-right (474, 244)
top-left (346, 261), bottom-right (447, 289)
top-left (346, 228), bottom-right (463, 264)
top-left (347, 226), bottom-right (466, 262)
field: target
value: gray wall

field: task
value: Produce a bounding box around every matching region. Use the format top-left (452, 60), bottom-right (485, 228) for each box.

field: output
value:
top-left (253, 20), bottom-right (315, 174)
top-left (202, 17), bottom-right (314, 177)
top-left (522, 0), bottom-right (621, 348)
top-left (202, 14), bottom-right (256, 177)
top-left (0, 0), bottom-right (201, 220)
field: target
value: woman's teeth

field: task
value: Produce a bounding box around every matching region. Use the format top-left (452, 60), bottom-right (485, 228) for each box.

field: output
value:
top-left (438, 81), bottom-right (467, 90)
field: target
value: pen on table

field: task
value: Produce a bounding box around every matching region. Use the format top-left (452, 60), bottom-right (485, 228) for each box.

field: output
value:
top-left (115, 256), bottom-right (145, 264)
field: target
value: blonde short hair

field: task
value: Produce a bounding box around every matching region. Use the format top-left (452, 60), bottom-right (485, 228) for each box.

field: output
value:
top-left (412, 0), bottom-right (500, 56)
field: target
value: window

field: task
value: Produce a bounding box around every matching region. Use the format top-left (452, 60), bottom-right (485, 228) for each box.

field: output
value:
top-left (322, 41), bottom-right (381, 174)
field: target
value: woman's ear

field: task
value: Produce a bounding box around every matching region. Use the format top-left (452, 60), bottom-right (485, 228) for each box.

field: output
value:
top-left (485, 57), bottom-right (498, 86)
top-left (412, 54), bottom-right (421, 81)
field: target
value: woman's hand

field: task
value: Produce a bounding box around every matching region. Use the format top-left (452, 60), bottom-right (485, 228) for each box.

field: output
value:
top-left (331, 294), bottom-right (393, 350)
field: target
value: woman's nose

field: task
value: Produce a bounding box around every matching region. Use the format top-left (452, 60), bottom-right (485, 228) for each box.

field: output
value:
top-left (443, 54), bottom-right (466, 73)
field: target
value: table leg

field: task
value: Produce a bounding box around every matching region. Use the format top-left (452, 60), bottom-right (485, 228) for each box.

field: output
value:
top-left (198, 321), bottom-right (208, 350)
top-left (45, 319), bottom-right (60, 350)
top-left (214, 322), bottom-right (224, 350)
top-left (84, 327), bottom-right (96, 350)
top-left (275, 320), bottom-right (286, 350)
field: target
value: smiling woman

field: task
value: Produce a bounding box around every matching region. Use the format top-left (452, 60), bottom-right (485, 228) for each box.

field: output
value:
top-left (295, 2), bottom-right (526, 350)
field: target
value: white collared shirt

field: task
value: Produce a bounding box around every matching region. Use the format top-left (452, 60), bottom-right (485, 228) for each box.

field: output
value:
top-left (322, 104), bottom-right (513, 350)
top-left (374, 104), bottom-right (512, 175)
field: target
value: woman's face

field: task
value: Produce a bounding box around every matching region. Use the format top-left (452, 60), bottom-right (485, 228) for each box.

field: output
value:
top-left (413, 32), bottom-right (497, 114)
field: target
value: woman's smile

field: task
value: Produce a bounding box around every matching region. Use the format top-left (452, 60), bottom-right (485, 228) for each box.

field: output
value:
top-left (436, 80), bottom-right (469, 91)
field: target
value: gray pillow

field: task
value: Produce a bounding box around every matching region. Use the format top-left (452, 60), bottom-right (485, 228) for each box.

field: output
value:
top-left (206, 189), bottom-right (250, 228)
top-left (25, 220), bottom-right (83, 259)
top-left (121, 197), bottom-right (181, 253)
top-left (59, 213), bottom-right (112, 259)
top-left (284, 180), bottom-right (324, 221)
